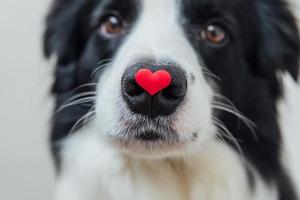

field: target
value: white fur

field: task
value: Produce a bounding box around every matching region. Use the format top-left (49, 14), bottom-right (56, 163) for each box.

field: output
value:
top-left (54, 123), bottom-right (275, 200)
top-left (278, 73), bottom-right (300, 195)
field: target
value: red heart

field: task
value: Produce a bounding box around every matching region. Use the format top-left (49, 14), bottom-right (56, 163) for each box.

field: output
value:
top-left (135, 69), bottom-right (172, 96)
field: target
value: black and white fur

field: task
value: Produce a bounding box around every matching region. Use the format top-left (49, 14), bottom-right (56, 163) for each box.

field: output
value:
top-left (44, 0), bottom-right (300, 199)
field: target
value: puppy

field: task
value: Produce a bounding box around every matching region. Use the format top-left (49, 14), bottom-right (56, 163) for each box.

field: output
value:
top-left (44, 0), bottom-right (300, 199)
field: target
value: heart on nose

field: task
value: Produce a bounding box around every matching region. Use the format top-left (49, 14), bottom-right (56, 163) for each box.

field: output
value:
top-left (135, 69), bottom-right (172, 96)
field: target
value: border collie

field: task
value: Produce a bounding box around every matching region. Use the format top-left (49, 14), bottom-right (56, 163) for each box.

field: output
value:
top-left (44, 0), bottom-right (300, 199)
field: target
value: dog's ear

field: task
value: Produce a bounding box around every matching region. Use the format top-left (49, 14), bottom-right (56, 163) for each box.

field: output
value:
top-left (43, 0), bottom-right (85, 65)
top-left (256, 0), bottom-right (300, 81)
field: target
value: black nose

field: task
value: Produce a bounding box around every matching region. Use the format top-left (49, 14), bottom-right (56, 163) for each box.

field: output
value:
top-left (121, 62), bottom-right (187, 118)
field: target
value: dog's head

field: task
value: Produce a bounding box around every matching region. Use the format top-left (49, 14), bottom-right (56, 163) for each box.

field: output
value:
top-left (45, 0), bottom-right (299, 159)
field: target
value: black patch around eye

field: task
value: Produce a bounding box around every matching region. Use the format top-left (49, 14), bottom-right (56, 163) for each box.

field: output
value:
top-left (46, 0), bottom-right (143, 170)
top-left (91, 0), bottom-right (140, 30)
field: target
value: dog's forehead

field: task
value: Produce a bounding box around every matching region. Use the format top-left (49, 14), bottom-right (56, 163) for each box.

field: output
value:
top-left (101, 0), bottom-right (233, 7)
top-left (94, 0), bottom-right (243, 19)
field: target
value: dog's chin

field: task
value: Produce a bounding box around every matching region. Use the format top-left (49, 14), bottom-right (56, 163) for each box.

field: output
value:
top-left (108, 129), bottom-right (194, 159)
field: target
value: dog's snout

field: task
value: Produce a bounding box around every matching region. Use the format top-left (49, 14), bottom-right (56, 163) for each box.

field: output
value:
top-left (121, 62), bottom-right (187, 118)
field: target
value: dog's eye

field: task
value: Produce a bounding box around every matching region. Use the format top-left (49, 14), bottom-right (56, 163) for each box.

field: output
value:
top-left (201, 23), bottom-right (227, 44)
top-left (99, 15), bottom-right (125, 38)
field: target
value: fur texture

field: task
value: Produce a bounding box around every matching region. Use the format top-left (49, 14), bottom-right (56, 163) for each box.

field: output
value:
top-left (44, 0), bottom-right (300, 199)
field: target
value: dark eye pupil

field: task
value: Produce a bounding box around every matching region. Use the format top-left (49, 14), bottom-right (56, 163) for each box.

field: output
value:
top-left (207, 25), bottom-right (221, 37)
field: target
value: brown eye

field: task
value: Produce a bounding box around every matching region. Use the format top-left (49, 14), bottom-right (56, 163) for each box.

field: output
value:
top-left (100, 15), bottom-right (125, 38)
top-left (201, 24), bottom-right (227, 44)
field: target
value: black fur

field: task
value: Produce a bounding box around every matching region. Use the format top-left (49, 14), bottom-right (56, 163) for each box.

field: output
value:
top-left (44, 0), bottom-right (299, 198)
top-left (180, 0), bottom-right (300, 199)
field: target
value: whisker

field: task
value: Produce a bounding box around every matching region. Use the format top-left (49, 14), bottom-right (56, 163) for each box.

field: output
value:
top-left (69, 83), bottom-right (97, 94)
top-left (68, 108), bottom-right (96, 135)
top-left (97, 58), bottom-right (113, 66)
top-left (63, 91), bottom-right (97, 104)
top-left (212, 117), bottom-right (245, 160)
top-left (55, 97), bottom-right (96, 114)
top-left (212, 101), bottom-right (258, 140)
top-left (54, 82), bottom-right (98, 115)
top-left (90, 61), bottom-right (112, 77)
top-left (213, 93), bottom-right (237, 108)
top-left (200, 67), bottom-right (221, 81)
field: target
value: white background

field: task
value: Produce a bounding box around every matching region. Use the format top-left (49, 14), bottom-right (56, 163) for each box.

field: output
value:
top-left (0, 0), bottom-right (299, 200)
top-left (0, 0), bottom-right (54, 199)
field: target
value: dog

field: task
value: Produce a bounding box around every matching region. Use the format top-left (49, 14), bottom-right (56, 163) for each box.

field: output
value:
top-left (44, 0), bottom-right (300, 199)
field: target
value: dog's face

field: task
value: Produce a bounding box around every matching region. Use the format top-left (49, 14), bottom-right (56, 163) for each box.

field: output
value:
top-left (95, 0), bottom-right (217, 158)
top-left (45, 0), bottom-right (299, 159)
